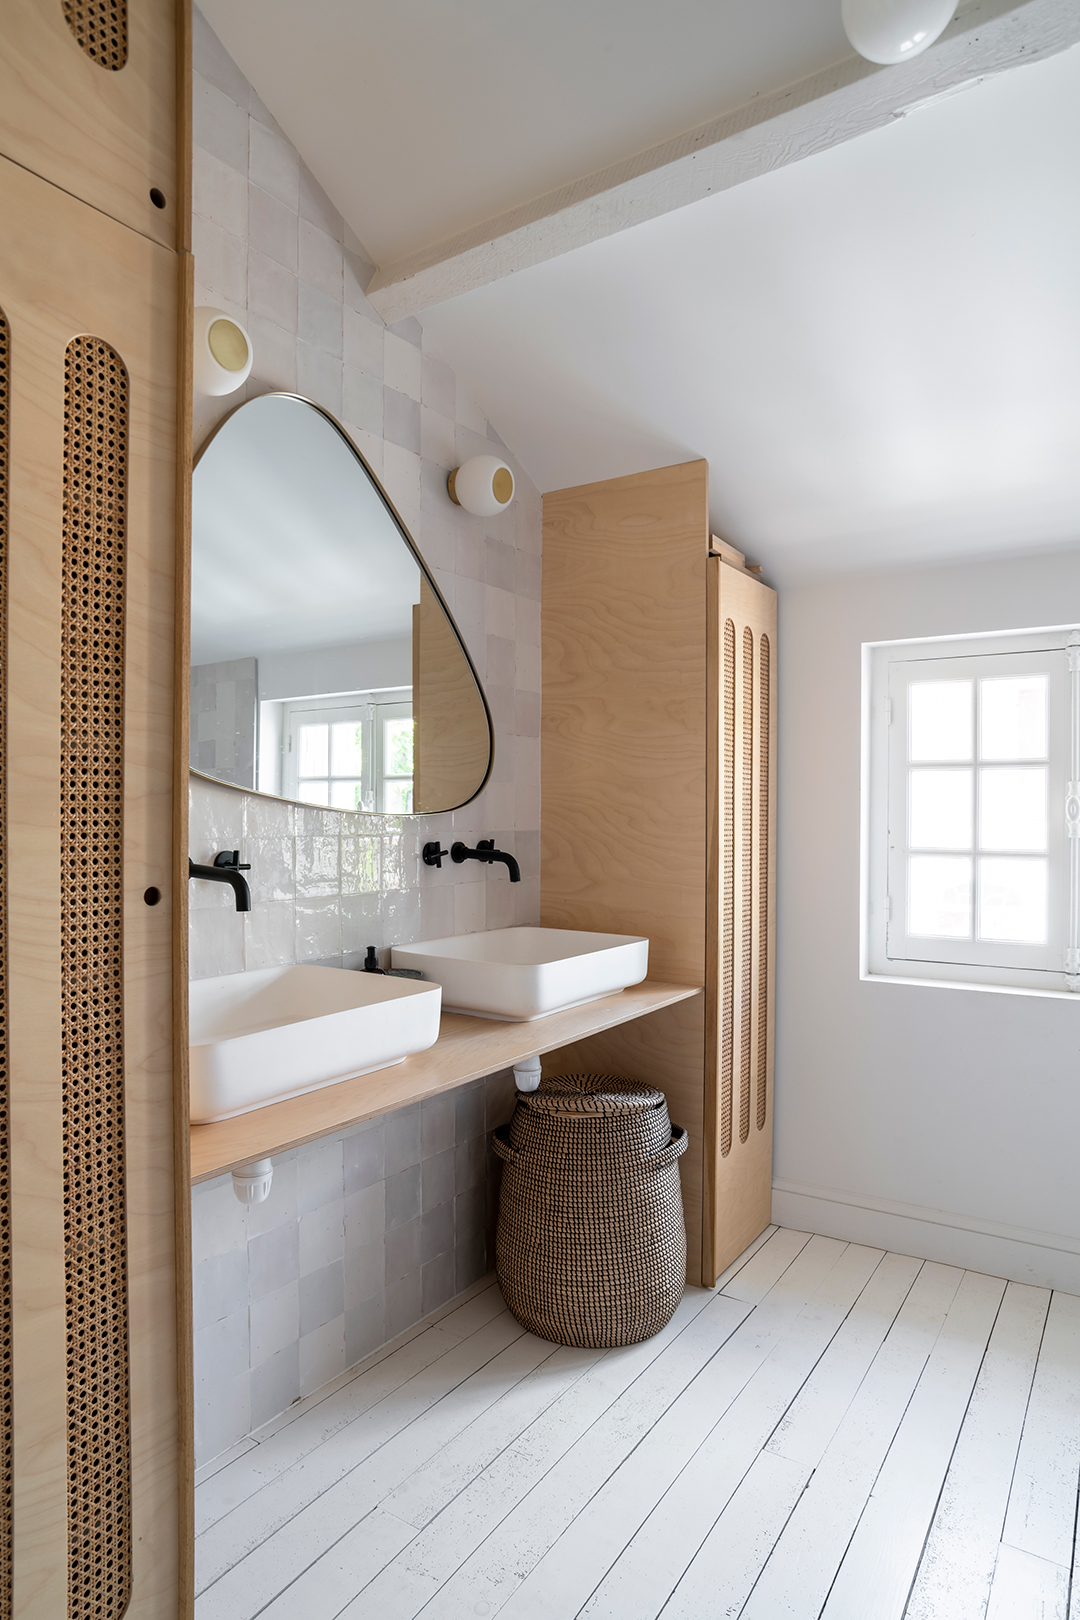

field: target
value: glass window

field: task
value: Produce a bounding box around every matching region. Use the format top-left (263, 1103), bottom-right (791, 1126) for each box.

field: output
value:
top-left (866, 630), bottom-right (1076, 995)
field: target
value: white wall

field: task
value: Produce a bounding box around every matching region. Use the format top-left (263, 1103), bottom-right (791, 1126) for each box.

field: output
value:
top-left (774, 545), bottom-right (1080, 1289)
top-left (258, 635), bottom-right (412, 702)
top-left (189, 7), bottom-right (537, 1469)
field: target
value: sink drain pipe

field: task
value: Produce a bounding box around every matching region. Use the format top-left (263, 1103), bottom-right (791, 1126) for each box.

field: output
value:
top-left (232, 1157), bottom-right (274, 1204)
top-left (513, 1055), bottom-right (542, 1093)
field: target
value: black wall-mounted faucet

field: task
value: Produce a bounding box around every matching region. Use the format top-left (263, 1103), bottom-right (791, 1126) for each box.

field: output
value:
top-left (425, 837), bottom-right (521, 883)
top-left (189, 850), bottom-right (252, 912)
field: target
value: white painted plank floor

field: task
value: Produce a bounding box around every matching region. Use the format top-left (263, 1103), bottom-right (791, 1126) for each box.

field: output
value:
top-left (194, 1226), bottom-right (1080, 1619)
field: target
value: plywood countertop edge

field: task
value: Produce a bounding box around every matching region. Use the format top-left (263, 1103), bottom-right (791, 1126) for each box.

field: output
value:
top-left (189, 980), bottom-right (703, 1183)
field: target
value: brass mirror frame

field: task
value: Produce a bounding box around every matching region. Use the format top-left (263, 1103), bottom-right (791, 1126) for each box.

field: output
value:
top-left (189, 391), bottom-right (494, 816)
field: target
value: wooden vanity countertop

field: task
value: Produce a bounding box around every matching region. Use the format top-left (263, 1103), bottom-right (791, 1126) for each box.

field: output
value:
top-left (189, 979), bottom-right (703, 1183)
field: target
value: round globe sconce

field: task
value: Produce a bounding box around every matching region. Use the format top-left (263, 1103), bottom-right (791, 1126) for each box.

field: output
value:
top-left (194, 305), bottom-right (254, 396)
top-left (841, 0), bottom-right (958, 63)
top-left (448, 454), bottom-right (515, 517)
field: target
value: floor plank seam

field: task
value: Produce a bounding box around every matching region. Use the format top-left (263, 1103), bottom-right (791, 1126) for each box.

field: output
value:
top-left (194, 1233), bottom-right (1080, 1620)
top-left (321, 1341), bottom-right (620, 1616)
top-left (196, 1320), bottom-right (537, 1596)
top-left (397, 1292), bottom-right (747, 1617)
top-left (573, 1244), bottom-right (894, 1620)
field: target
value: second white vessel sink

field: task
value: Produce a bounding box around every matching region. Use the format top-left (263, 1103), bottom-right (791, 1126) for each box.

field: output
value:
top-left (392, 926), bottom-right (648, 1021)
top-left (189, 965), bottom-right (442, 1123)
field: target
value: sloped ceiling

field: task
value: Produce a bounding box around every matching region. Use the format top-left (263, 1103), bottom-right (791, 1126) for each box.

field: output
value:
top-left (420, 46), bottom-right (1080, 584)
top-left (196, 0), bottom-right (853, 266)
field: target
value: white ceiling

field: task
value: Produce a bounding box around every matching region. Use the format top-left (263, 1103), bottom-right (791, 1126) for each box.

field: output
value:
top-left (197, 0), bottom-right (854, 265)
top-left (421, 45), bottom-right (1080, 585)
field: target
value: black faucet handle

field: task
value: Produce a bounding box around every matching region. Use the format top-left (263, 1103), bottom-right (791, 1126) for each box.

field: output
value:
top-left (477, 839), bottom-right (495, 854)
top-left (423, 841), bottom-right (449, 869)
top-left (213, 849), bottom-right (251, 871)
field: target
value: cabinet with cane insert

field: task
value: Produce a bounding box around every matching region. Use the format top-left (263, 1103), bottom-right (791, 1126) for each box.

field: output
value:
top-left (0, 0), bottom-right (187, 1614)
top-left (540, 461), bottom-right (777, 1289)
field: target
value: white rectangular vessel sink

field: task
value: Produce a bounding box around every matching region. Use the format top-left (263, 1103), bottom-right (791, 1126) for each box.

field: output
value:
top-left (189, 965), bottom-right (442, 1124)
top-left (392, 926), bottom-right (648, 1022)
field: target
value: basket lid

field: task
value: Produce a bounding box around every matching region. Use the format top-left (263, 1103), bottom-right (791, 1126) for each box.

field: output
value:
top-left (521, 1073), bottom-right (667, 1117)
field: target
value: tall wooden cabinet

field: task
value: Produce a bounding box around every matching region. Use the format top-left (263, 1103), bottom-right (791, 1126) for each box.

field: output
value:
top-left (0, 0), bottom-right (188, 1614)
top-left (541, 462), bottom-right (777, 1289)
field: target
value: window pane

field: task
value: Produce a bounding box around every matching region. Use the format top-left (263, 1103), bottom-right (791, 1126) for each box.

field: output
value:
top-left (909, 769), bottom-right (972, 850)
top-left (383, 779), bottom-right (413, 813)
top-left (384, 717), bottom-right (414, 776)
top-left (330, 779), bottom-right (363, 811)
top-left (298, 722), bottom-right (328, 777)
top-left (980, 767), bottom-right (1047, 852)
top-left (909, 681), bottom-right (972, 762)
top-left (331, 720), bottom-right (363, 777)
top-left (979, 675), bottom-right (1047, 761)
top-left (298, 779), bottom-right (330, 806)
top-left (907, 855), bottom-right (972, 938)
top-left (978, 857), bottom-right (1047, 944)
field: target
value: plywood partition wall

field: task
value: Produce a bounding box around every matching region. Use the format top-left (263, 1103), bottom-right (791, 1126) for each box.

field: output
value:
top-left (0, 0), bottom-right (177, 248)
top-left (0, 0), bottom-right (185, 1610)
top-left (540, 463), bottom-right (777, 1288)
top-left (540, 462), bottom-right (710, 1283)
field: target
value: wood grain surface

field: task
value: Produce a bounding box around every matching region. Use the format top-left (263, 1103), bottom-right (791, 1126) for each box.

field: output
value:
top-left (0, 150), bottom-right (179, 1619)
top-left (0, 0), bottom-right (177, 249)
top-left (190, 982), bottom-right (701, 1184)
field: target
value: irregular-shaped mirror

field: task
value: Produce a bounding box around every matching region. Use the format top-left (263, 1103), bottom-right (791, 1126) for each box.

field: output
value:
top-left (190, 393), bottom-right (492, 814)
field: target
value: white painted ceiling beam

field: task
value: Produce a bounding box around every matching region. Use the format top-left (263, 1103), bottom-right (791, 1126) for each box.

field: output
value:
top-left (367, 0), bottom-right (1080, 323)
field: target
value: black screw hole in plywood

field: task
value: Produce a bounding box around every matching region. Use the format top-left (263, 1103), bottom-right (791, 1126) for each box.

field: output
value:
top-left (143, 888), bottom-right (161, 906)
top-left (149, 189), bottom-right (166, 210)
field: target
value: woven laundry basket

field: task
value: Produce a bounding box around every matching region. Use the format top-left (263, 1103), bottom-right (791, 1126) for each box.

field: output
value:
top-left (492, 1073), bottom-right (688, 1348)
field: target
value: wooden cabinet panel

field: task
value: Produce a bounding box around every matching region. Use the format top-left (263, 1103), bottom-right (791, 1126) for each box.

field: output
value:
top-left (541, 464), bottom-right (776, 1291)
top-left (0, 152), bottom-right (178, 1620)
top-left (705, 558), bottom-right (777, 1281)
top-left (541, 460), bottom-right (710, 984)
top-left (0, 0), bottom-right (178, 249)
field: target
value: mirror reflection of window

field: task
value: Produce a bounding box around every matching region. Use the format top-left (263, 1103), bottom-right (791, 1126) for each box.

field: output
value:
top-left (282, 690), bottom-right (412, 812)
top-left (381, 708), bottom-right (414, 813)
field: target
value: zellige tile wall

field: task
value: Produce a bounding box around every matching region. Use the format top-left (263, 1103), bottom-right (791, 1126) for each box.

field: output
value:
top-left (189, 9), bottom-right (537, 1466)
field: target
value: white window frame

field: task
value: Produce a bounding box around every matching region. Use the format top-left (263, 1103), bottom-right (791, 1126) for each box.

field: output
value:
top-left (863, 625), bottom-right (1080, 998)
top-left (280, 688), bottom-right (412, 812)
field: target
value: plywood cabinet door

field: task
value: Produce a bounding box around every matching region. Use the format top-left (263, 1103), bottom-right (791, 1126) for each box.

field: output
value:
top-left (0, 0), bottom-right (178, 248)
top-left (705, 557), bottom-right (777, 1280)
top-left (0, 152), bottom-right (178, 1620)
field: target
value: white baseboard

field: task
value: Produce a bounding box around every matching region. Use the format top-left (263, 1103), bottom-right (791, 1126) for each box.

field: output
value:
top-left (772, 1179), bottom-right (1080, 1294)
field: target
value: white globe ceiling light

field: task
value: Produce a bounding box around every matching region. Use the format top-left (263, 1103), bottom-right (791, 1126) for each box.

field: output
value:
top-left (193, 305), bottom-right (254, 396)
top-left (447, 454), bottom-right (515, 517)
top-left (841, 0), bottom-right (958, 64)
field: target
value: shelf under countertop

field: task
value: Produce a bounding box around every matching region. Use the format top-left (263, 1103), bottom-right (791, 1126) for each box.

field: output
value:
top-left (189, 979), bottom-right (703, 1183)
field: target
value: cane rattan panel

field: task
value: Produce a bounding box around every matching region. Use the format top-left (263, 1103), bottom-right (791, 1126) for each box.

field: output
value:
top-left (739, 626), bottom-right (754, 1146)
top-left (720, 618), bottom-right (735, 1159)
top-left (61, 336), bottom-right (132, 1620)
top-left (61, 0), bottom-right (128, 69)
top-left (757, 633), bottom-right (770, 1133)
top-left (0, 308), bottom-right (12, 1620)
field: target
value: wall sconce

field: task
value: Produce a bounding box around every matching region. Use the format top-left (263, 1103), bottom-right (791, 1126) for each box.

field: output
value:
top-left (194, 304), bottom-right (254, 396)
top-left (448, 454), bottom-right (515, 517)
top-left (842, 0), bottom-right (958, 63)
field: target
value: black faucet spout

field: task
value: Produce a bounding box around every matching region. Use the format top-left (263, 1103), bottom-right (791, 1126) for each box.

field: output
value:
top-left (188, 851), bottom-right (252, 912)
top-left (450, 839), bottom-right (521, 883)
